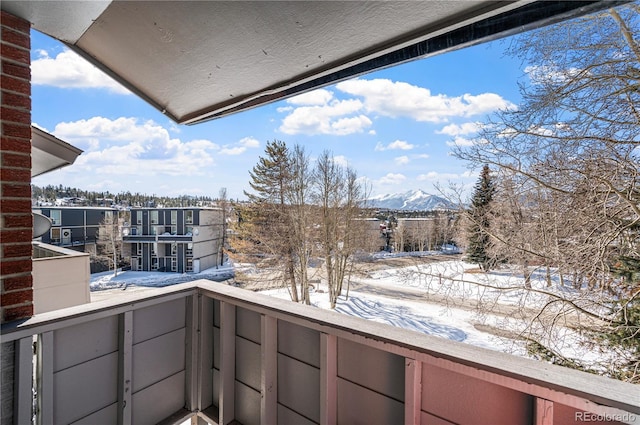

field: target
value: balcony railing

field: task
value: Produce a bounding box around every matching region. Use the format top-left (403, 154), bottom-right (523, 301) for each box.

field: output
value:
top-left (1, 281), bottom-right (638, 425)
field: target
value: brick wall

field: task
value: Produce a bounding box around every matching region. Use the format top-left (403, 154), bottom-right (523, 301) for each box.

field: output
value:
top-left (1, 10), bottom-right (33, 323)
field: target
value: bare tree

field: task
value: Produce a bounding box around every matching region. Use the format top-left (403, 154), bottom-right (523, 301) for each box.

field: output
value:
top-left (96, 212), bottom-right (123, 277)
top-left (313, 151), bottom-right (367, 308)
top-left (452, 3), bottom-right (640, 381)
top-left (285, 145), bottom-right (313, 304)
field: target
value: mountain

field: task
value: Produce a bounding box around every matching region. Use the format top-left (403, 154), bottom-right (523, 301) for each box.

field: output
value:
top-left (368, 189), bottom-right (457, 211)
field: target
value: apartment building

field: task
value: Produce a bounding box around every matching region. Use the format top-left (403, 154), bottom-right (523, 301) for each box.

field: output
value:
top-left (122, 208), bottom-right (223, 273)
top-left (33, 206), bottom-right (120, 252)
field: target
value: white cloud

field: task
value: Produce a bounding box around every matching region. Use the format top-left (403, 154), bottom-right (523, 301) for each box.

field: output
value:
top-left (417, 170), bottom-right (475, 181)
top-left (334, 155), bottom-right (349, 167)
top-left (279, 99), bottom-right (371, 135)
top-left (375, 140), bottom-right (415, 151)
top-left (378, 173), bottom-right (406, 185)
top-left (394, 156), bottom-right (410, 165)
top-left (437, 122), bottom-right (481, 136)
top-left (32, 49), bottom-right (130, 94)
top-left (239, 137), bottom-right (260, 148)
top-left (51, 116), bottom-right (219, 177)
top-left (525, 65), bottom-right (581, 85)
top-left (446, 137), bottom-right (475, 147)
top-left (287, 89), bottom-right (334, 106)
top-left (336, 78), bottom-right (514, 122)
top-left (219, 136), bottom-right (261, 155)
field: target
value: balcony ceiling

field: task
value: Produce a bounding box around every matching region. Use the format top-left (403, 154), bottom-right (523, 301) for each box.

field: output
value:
top-left (3, 1), bottom-right (623, 124)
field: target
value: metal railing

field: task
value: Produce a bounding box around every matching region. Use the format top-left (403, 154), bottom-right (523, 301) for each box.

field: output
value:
top-left (1, 280), bottom-right (638, 425)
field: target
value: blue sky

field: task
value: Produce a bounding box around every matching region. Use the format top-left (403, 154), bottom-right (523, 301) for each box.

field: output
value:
top-left (31, 29), bottom-right (525, 201)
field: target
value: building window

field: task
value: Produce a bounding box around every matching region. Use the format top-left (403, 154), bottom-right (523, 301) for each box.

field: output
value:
top-left (105, 210), bottom-right (114, 221)
top-left (186, 242), bottom-right (193, 257)
top-left (151, 257), bottom-right (159, 270)
top-left (186, 210), bottom-right (193, 224)
top-left (136, 211), bottom-right (142, 224)
top-left (137, 244), bottom-right (142, 256)
top-left (186, 258), bottom-right (193, 272)
top-left (150, 210), bottom-right (159, 224)
top-left (136, 257), bottom-right (142, 271)
top-left (50, 210), bottom-right (61, 226)
top-left (171, 242), bottom-right (177, 255)
top-left (50, 228), bottom-right (61, 243)
top-left (152, 243), bottom-right (158, 256)
top-left (171, 210), bottom-right (177, 225)
top-left (171, 257), bottom-right (177, 272)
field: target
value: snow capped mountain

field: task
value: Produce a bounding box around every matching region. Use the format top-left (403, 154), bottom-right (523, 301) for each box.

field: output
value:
top-left (368, 189), bottom-right (457, 211)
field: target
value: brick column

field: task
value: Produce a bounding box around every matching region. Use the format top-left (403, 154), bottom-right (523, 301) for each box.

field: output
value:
top-left (1, 10), bottom-right (33, 323)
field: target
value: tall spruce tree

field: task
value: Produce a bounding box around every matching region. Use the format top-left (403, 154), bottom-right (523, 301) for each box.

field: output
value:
top-left (465, 165), bottom-right (495, 271)
top-left (243, 140), bottom-right (299, 301)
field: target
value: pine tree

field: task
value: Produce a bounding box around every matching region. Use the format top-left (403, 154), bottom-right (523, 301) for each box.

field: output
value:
top-left (243, 140), bottom-right (299, 302)
top-left (245, 140), bottom-right (291, 205)
top-left (465, 165), bottom-right (495, 271)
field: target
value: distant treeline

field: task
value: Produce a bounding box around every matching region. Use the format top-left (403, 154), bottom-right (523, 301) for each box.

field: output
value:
top-left (31, 184), bottom-right (225, 207)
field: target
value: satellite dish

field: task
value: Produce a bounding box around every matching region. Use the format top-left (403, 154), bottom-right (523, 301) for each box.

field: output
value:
top-left (33, 212), bottom-right (52, 239)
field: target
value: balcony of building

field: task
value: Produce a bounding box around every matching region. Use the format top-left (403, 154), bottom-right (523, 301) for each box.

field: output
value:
top-left (32, 242), bottom-right (91, 315)
top-left (1, 280), bottom-right (637, 425)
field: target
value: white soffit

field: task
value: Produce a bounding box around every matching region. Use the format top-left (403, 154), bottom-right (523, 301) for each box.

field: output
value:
top-left (31, 126), bottom-right (83, 177)
top-left (2, 1), bottom-right (625, 124)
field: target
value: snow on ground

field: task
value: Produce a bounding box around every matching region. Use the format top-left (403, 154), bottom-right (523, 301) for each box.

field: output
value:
top-left (89, 252), bottom-right (616, 366)
top-left (89, 264), bottom-right (234, 302)
top-left (262, 284), bottom-right (519, 354)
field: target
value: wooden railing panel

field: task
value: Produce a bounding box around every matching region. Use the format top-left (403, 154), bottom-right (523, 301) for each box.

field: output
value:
top-left (131, 370), bottom-right (186, 425)
top-left (70, 403), bottom-right (118, 425)
top-left (277, 353), bottom-right (320, 422)
top-left (132, 298), bottom-right (185, 344)
top-left (236, 307), bottom-right (261, 344)
top-left (199, 297), bottom-right (215, 412)
top-left (52, 316), bottom-right (118, 372)
top-left (337, 338), bottom-right (405, 402)
top-left (132, 328), bottom-right (186, 392)
top-left (235, 380), bottom-right (260, 425)
top-left (337, 377), bottom-right (404, 424)
top-left (420, 363), bottom-right (533, 425)
top-left (235, 335), bottom-right (261, 391)
top-left (53, 352), bottom-right (118, 424)
top-left (278, 320), bottom-right (321, 367)
top-left (278, 403), bottom-right (317, 425)
top-left (2, 281), bottom-right (638, 425)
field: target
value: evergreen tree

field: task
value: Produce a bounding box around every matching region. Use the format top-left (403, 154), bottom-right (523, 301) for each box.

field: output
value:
top-left (465, 165), bottom-right (495, 271)
top-left (243, 140), bottom-right (299, 301)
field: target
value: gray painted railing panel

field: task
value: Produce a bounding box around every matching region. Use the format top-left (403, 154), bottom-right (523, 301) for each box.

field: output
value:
top-left (1, 280), bottom-right (638, 425)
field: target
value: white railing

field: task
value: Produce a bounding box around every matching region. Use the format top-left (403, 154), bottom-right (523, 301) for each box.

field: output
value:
top-left (1, 280), bottom-right (638, 425)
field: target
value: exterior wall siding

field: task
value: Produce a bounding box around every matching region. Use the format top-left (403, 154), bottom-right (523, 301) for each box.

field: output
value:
top-left (1, 10), bottom-right (33, 324)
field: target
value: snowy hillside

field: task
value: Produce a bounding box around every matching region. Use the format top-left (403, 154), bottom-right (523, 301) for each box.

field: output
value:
top-left (368, 189), bottom-right (457, 211)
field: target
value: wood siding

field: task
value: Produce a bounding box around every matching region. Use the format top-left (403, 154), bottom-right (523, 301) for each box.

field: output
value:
top-left (1, 282), bottom-right (637, 425)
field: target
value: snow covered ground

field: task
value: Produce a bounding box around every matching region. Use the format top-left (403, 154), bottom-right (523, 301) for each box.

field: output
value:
top-left (89, 253), bottom-right (616, 368)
